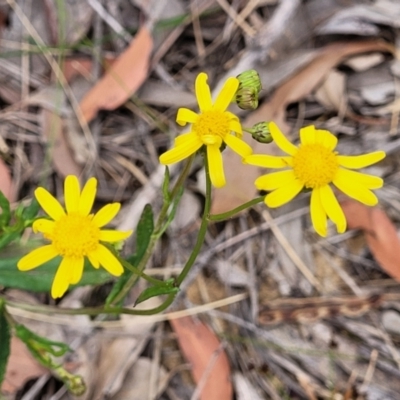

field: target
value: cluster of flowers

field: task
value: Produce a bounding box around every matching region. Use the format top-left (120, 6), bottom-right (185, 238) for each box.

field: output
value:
top-left (17, 71), bottom-right (385, 299)
top-left (160, 71), bottom-right (385, 237)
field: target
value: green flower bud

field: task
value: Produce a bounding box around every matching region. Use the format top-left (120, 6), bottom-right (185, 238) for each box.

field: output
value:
top-left (235, 70), bottom-right (262, 110)
top-left (235, 87), bottom-right (259, 110)
top-left (247, 122), bottom-right (273, 144)
top-left (237, 70), bottom-right (262, 93)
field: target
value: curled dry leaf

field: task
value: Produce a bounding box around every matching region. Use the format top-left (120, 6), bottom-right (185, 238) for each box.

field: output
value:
top-left (341, 200), bottom-right (400, 281)
top-left (79, 26), bottom-right (153, 123)
top-left (170, 316), bottom-right (232, 400)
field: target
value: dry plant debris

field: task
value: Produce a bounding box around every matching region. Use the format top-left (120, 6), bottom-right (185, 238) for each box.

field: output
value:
top-left (1, 1), bottom-right (400, 399)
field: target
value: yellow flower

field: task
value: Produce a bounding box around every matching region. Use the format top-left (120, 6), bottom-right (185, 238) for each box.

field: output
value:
top-left (245, 123), bottom-right (386, 237)
top-left (159, 72), bottom-right (252, 187)
top-left (18, 175), bottom-right (132, 298)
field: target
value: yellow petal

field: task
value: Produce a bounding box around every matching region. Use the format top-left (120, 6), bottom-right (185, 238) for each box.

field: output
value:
top-left (51, 257), bottom-right (71, 299)
top-left (214, 77), bottom-right (239, 112)
top-left (310, 188), bottom-right (327, 237)
top-left (175, 132), bottom-right (196, 146)
top-left (319, 185), bottom-right (346, 234)
top-left (32, 218), bottom-right (55, 234)
top-left (264, 180), bottom-right (303, 208)
top-left (228, 118), bottom-right (242, 135)
top-left (176, 108), bottom-right (199, 126)
top-left (337, 151), bottom-right (386, 169)
top-left (224, 134), bottom-right (252, 158)
top-left (333, 171), bottom-right (379, 206)
top-left (269, 122), bottom-right (298, 156)
top-left (334, 168), bottom-right (383, 189)
top-left (88, 252), bottom-right (100, 269)
top-left (299, 125), bottom-right (316, 145)
top-left (316, 129), bottom-right (337, 150)
top-left (69, 257), bottom-right (85, 285)
top-left (35, 187), bottom-right (65, 221)
top-left (18, 245), bottom-right (58, 271)
top-left (78, 177), bottom-right (97, 216)
top-left (207, 145), bottom-right (225, 188)
top-left (96, 244), bottom-right (124, 276)
top-left (64, 175), bottom-right (80, 214)
top-left (255, 170), bottom-right (297, 191)
top-left (195, 72), bottom-right (212, 112)
top-left (159, 134), bottom-right (202, 164)
top-left (100, 229), bottom-right (133, 242)
top-left (92, 203), bottom-right (120, 228)
top-left (244, 154), bottom-right (291, 168)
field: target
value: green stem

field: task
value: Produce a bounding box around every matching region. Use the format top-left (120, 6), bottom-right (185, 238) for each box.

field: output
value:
top-left (109, 156), bottom-right (194, 306)
top-left (117, 254), bottom-right (165, 287)
top-left (5, 294), bottom-right (175, 317)
top-left (174, 154), bottom-right (211, 287)
top-left (208, 195), bottom-right (265, 222)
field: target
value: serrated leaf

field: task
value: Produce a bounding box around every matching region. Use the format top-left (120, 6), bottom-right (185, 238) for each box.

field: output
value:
top-left (0, 303), bottom-right (11, 388)
top-left (0, 255), bottom-right (112, 292)
top-left (135, 280), bottom-right (178, 305)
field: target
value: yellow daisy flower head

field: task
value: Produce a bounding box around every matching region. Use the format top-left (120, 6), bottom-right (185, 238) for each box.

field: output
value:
top-left (159, 72), bottom-right (252, 188)
top-left (245, 122), bottom-right (386, 237)
top-left (17, 175), bottom-right (133, 298)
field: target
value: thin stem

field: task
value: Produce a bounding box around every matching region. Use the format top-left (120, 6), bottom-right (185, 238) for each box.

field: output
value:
top-left (5, 294), bottom-right (175, 317)
top-left (109, 156), bottom-right (194, 306)
top-left (208, 195), bottom-right (265, 222)
top-left (175, 154), bottom-right (211, 287)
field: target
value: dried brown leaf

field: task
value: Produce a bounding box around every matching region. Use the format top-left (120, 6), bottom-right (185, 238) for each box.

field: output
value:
top-left (1, 337), bottom-right (46, 394)
top-left (170, 316), bottom-right (232, 400)
top-left (341, 200), bottom-right (400, 281)
top-left (79, 26), bottom-right (153, 123)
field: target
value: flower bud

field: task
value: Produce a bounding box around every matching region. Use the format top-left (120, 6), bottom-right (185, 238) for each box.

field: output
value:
top-left (235, 70), bottom-right (262, 110)
top-left (247, 122), bottom-right (273, 144)
top-left (237, 70), bottom-right (262, 93)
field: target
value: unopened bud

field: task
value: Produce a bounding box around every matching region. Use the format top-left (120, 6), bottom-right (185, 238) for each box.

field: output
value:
top-left (247, 122), bottom-right (273, 144)
top-left (237, 70), bottom-right (262, 93)
top-left (235, 70), bottom-right (262, 110)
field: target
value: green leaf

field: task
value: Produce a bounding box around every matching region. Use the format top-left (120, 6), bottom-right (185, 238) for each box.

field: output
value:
top-left (22, 197), bottom-right (40, 222)
top-left (135, 280), bottom-right (179, 305)
top-left (162, 167), bottom-right (171, 202)
top-left (0, 301), bottom-right (11, 388)
top-left (0, 191), bottom-right (11, 227)
top-left (132, 204), bottom-right (154, 265)
top-left (0, 231), bottom-right (21, 251)
top-left (0, 253), bottom-right (112, 292)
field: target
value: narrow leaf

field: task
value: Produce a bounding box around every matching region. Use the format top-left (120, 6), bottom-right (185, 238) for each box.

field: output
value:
top-left (0, 190), bottom-right (11, 226)
top-left (135, 281), bottom-right (178, 305)
top-left (0, 302), bottom-right (11, 388)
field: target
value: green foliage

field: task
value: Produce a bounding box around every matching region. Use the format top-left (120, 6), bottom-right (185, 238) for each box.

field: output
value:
top-left (0, 254), bottom-right (112, 292)
top-left (135, 279), bottom-right (179, 305)
top-left (0, 300), bottom-right (11, 388)
top-left (0, 194), bottom-right (40, 250)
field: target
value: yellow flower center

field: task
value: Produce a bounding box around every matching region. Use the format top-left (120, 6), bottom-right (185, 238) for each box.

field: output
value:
top-left (292, 143), bottom-right (339, 188)
top-left (47, 213), bottom-right (100, 258)
top-left (193, 110), bottom-right (230, 146)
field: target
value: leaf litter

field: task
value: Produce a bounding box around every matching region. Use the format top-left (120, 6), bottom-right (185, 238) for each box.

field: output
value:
top-left (1, 0), bottom-right (400, 399)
